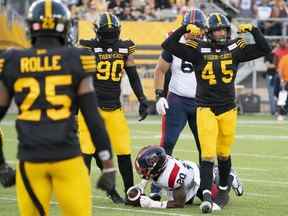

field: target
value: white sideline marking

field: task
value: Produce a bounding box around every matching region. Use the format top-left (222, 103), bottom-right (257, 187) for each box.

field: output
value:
top-left (0, 197), bottom-right (192, 216)
top-left (246, 192), bottom-right (277, 198)
top-left (242, 178), bottom-right (288, 187)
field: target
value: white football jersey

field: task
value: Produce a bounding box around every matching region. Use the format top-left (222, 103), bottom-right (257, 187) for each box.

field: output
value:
top-left (168, 36), bottom-right (197, 98)
top-left (152, 156), bottom-right (200, 202)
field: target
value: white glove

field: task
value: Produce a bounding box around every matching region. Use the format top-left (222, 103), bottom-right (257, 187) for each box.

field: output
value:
top-left (133, 179), bottom-right (149, 193)
top-left (140, 195), bottom-right (167, 208)
top-left (156, 97), bottom-right (169, 115)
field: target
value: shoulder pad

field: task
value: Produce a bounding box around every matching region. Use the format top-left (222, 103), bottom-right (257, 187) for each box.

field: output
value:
top-left (185, 40), bottom-right (199, 49)
top-left (120, 39), bottom-right (136, 55)
top-left (228, 38), bottom-right (247, 51)
top-left (79, 39), bottom-right (98, 48)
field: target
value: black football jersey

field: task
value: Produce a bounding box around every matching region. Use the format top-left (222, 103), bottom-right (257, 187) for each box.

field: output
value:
top-left (0, 47), bottom-right (96, 162)
top-left (80, 39), bottom-right (136, 110)
top-left (162, 26), bottom-right (270, 114)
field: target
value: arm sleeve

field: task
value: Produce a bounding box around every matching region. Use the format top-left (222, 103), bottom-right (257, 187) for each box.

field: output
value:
top-left (235, 28), bottom-right (271, 63)
top-left (78, 92), bottom-right (112, 159)
top-left (125, 66), bottom-right (146, 101)
top-left (161, 26), bottom-right (202, 64)
top-left (161, 50), bottom-right (173, 63)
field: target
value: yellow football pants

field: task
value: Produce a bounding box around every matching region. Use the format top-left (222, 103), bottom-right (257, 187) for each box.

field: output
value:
top-left (78, 108), bottom-right (131, 155)
top-left (196, 107), bottom-right (237, 158)
top-left (16, 156), bottom-right (91, 216)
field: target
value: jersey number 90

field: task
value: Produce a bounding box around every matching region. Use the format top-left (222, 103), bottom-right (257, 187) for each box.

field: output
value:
top-left (97, 59), bottom-right (124, 82)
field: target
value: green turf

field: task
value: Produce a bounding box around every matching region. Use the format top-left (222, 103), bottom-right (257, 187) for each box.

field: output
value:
top-left (0, 114), bottom-right (288, 216)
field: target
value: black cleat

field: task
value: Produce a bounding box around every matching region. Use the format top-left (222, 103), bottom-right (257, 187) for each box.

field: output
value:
top-left (200, 191), bottom-right (213, 214)
top-left (149, 193), bottom-right (161, 201)
top-left (107, 189), bottom-right (125, 204)
top-left (214, 188), bottom-right (229, 208)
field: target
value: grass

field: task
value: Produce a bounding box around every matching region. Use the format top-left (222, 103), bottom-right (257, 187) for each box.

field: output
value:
top-left (0, 114), bottom-right (288, 216)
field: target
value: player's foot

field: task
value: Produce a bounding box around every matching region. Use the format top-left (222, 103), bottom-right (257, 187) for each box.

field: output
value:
top-left (200, 191), bottom-right (213, 214)
top-left (214, 188), bottom-right (229, 208)
top-left (229, 169), bottom-right (244, 196)
top-left (107, 189), bottom-right (125, 204)
top-left (149, 192), bottom-right (161, 201)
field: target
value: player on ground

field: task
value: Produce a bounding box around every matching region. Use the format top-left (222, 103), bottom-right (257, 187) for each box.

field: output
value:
top-left (151, 8), bottom-right (206, 201)
top-left (126, 145), bottom-right (243, 210)
top-left (0, 0), bottom-right (115, 215)
top-left (78, 12), bottom-right (149, 203)
top-left (161, 13), bottom-right (270, 213)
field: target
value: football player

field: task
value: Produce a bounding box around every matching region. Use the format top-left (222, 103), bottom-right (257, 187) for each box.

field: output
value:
top-left (161, 13), bottom-right (270, 213)
top-left (151, 8), bottom-right (206, 201)
top-left (126, 145), bottom-right (243, 210)
top-left (78, 12), bottom-right (149, 203)
top-left (0, 0), bottom-right (115, 215)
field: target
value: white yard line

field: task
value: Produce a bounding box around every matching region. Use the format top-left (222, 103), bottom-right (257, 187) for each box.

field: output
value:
top-left (0, 197), bottom-right (192, 216)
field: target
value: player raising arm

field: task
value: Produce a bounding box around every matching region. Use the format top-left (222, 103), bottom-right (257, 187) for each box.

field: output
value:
top-left (161, 14), bottom-right (270, 213)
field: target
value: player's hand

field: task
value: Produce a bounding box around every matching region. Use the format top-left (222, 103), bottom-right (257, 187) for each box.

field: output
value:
top-left (238, 24), bottom-right (254, 33)
top-left (156, 97), bottom-right (169, 115)
top-left (96, 159), bottom-right (116, 192)
top-left (139, 195), bottom-right (154, 208)
top-left (186, 24), bottom-right (201, 36)
top-left (139, 99), bottom-right (149, 121)
top-left (0, 163), bottom-right (16, 188)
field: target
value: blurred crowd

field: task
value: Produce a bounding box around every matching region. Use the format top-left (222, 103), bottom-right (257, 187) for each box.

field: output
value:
top-left (230, 0), bottom-right (288, 35)
top-left (63, 0), bottom-right (204, 22)
top-left (264, 39), bottom-right (288, 120)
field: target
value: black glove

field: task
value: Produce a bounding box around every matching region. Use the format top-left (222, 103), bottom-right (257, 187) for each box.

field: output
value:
top-left (138, 99), bottom-right (149, 121)
top-left (0, 163), bottom-right (16, 188)
top-left (96, 169), bottom-right (116, 192)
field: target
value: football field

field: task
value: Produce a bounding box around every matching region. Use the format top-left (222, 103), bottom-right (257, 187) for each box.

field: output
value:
top-left (0, 114), bottom-right (288, 216)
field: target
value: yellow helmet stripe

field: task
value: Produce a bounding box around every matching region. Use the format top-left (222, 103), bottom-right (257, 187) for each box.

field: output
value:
top-left (45, 0), bottom-right (52, 18)
top-left (106, 13), bottom-right (112, 28)
top-left (216, 14), bottom-right (222, 25)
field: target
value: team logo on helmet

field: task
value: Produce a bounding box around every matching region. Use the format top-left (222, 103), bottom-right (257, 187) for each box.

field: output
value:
top-left (26, 0), bottom-right (71, 43)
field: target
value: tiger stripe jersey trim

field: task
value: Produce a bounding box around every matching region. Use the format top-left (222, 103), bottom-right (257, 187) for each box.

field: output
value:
top-left (186, 40), bottom-right (199, 49)
top-left (0, 59), bottom-right (5, 73)
top-left (236, 38), bottom-right (247, 49)
top-left (80, 55), bottom-right (97, 73)
top-left (128, 45), bottom-right (136, 54)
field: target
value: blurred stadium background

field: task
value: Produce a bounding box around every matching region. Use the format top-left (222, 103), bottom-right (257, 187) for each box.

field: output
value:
top-left (1, 0), bottom-right (288, 118)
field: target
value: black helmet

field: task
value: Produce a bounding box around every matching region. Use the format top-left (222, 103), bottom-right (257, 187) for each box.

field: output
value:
top-left (27, 0), bottom-right (71, 44)
top-left (135, 145), bottom-right (167, 179)
top-left (207, 13), bottom-right (231, 45)
top-left (182, 8), bottom-right (207, 29)
top-left (95, 13), bottom-right (121, 45)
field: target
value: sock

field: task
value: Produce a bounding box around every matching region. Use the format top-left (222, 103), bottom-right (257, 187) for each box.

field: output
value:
top-left (218, 156), bottom-right (231, 189)
top-left (200, 160), bottom-right (214, 192)
top-left (118, 154), bottom-right (134, 192)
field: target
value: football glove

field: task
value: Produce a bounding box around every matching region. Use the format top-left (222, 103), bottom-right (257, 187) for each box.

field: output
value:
top-left (96, 168), bottom-right (116, 193)
top-left (0, 163), bottom-right (16, 188)
top-left (238, 24), bottom-right (254, 33)
top-left (156, 97), bottom-right (169, 115)
top-left (186, 24), bottom-right (201, 36)
top-left (139, 99), bottom-right (149, 121)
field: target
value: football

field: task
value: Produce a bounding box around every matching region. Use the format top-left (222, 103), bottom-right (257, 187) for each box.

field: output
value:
top-left (126, 187), bottom-right (142, 207)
